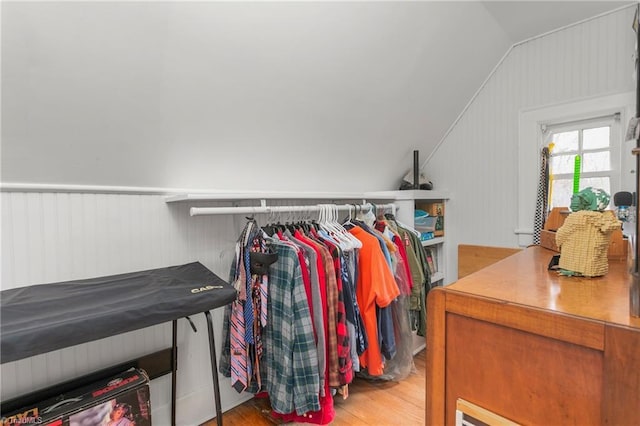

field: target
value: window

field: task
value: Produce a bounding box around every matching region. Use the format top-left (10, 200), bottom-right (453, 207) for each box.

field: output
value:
top-left (544, 115), bottom-right (621, 210)
top-left (517, 91), bottom-right (634, 247)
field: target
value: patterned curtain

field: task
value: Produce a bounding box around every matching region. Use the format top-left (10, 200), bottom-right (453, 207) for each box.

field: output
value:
top-left (533, 146), bottom-right (550, 245)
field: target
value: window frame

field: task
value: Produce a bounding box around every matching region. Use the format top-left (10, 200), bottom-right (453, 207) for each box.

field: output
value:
top-left (544, 115), bottom-right (622, 210)
top-left (516, 91), bottom-right (635, 247)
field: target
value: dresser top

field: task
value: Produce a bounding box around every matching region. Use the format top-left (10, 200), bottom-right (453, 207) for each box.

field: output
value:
top-left (447, 246), bottom-right (640, 329)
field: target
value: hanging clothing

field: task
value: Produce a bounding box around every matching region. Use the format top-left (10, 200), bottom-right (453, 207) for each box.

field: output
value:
top-left (230, 221), bottom-right (266, 392)
top-left (396, 226), bottom-right (424, 296)
top-left (221, 210), bottom-right (422, 423)
top-left (402, 223), bottom-right (430, 337)
top-left (380, 219), bottom-right (414, 294)
top-left (351, 220), bottom-right (399, 365)
top-left (271, 237), bottom-right (336, 423)
top-left (348, 226), bottom-right (400, 376)
top-left (350, 216), bottom-right (416, 382)
top-left (288, 229), bottom-right (328, 395)
top-left (340, 249), bottom-right (365, 375)
top-left (220, 221), bottom-right (269, 395)
top-left (271, 377), bottom-right (336, 425)
top-left (264, 240), bottom-right (320, 415)
top-left (220, 223), bottom-right (322, 414)
top-left (315, 234), bottom-right (352, 388)
top-left (310, 239), bottom-right (340, 388)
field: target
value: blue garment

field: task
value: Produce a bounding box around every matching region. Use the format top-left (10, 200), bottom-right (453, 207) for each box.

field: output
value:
top-left (341, 251), bottom-right (367, 355)
top-left (376, 305), bottom-right (397, 360)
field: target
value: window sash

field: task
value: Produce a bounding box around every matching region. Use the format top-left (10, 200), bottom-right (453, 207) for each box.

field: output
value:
top-left (545, 115), bottom-right (621, 209)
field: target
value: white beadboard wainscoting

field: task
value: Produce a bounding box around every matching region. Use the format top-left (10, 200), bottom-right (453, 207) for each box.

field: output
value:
top-left (0, 191), bottom-right (254, 426)
top-left (424, 5), bottom-right (636, 281)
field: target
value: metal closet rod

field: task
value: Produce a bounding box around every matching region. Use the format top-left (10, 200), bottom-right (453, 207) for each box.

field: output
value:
top-left (189, 202), bottom-right (396, 217)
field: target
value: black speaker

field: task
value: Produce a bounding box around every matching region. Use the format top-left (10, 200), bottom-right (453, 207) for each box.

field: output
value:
top-left (614, 191), bottom-right (634, 207)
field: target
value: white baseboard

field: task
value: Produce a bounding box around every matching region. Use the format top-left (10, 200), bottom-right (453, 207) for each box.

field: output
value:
top-left (151, 385), bottom-right (253, 426)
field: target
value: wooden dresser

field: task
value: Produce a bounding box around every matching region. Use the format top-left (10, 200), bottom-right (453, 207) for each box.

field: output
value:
top-left (426, 246), bottom-right (640, 425)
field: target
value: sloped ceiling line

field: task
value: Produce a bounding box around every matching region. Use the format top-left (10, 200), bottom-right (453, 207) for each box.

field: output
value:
top-left (422, 2), bottom-right (637, 170)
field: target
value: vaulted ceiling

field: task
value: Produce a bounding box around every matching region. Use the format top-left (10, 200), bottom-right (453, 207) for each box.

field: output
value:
top-left (1, 1), bottom-right (634, 192)
top-left (483, 1), bottom-right (632, 44)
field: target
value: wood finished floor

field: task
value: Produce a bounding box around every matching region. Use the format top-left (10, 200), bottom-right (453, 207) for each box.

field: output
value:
top-left (202, 350), bottom-right (426, 426)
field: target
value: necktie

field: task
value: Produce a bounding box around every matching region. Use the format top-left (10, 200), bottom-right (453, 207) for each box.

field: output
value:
top-left (230, 298), bottom-right (248, 392)
top-left (230, 222), bottom-right (254, 392)
top-left (533, 147), bottom-right (550, 245)
top-left (243, 242), bottom-right (254, 347)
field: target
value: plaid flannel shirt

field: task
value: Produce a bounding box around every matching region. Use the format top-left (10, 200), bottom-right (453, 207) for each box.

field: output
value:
top-left (318, 237), bottom-right (353, 387)
top-left (265, 241), bottom-right (320, 415)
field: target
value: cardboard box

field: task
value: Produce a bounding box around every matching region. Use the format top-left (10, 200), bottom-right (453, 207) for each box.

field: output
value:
top-left (541, 208), bottom-right (627, 261)
top-left (416, 202), bottom-right (445, 237)
top-left (540, 229), bottom-right (560, 252)
top-left (2, 369), bottom-right (151, 426)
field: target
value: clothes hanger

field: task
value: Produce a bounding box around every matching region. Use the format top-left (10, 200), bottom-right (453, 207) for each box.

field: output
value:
top-left (342, 204), bottom-right (356, 230)
top-left (332, 204), bottom-right (362, 249)
top-left (325, 204), bottom-right (351, 249)
top-left (318, 205), bottom-right (351, 250)
top-left (358, 203), bottom-right (376, 227)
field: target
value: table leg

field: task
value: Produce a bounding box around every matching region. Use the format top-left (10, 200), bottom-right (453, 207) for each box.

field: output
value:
top-left (204, 310), bottom-right (223, 426)
top-left (171, 320), bottom-right (178, 426)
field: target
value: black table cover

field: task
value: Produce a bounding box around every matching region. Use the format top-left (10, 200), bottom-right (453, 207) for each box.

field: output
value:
top-left (1, 262), bottom-right (237, 363)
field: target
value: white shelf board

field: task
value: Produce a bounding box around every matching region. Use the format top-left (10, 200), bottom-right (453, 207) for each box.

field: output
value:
top-left (366, 190), bottom-right (449, 200)
top-left (421, 237), bottom-right (445, 247)
top-left (412, 341), bottom-right (426, 356)
top-left (431, 272), bottom-right (445, 282)
top-left (165, 191), bottom-right (369, 203)
top-left (166, 189), bottom-right (450, 203)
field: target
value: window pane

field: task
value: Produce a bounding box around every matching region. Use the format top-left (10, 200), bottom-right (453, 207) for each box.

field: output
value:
top-left (550, 154), bottom-right (580, 174)
top-left (550, 179), bottom-right (573, 208)
top-left (580, 177), bottom-right (611, 205)
top-left (550, 177), bottom-right (611, 210)
top-left (583, 126), bottom-right (610, 150)
top-left (551, 131), bottom-right (579, 153)
top-left (582, 151), bottom-right (610, 172)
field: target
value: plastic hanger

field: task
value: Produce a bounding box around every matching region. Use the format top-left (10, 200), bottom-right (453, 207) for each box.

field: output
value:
top-left (326, 205), bottom-right (351, 249)
top-left (332, 204), bottom-right (362, 249)
top-left (356, 203), bottom-right (376, 227)
top-left (342, 204), bottom-right (357, 230)
top-left (318, 205), bottom-right (352, 250)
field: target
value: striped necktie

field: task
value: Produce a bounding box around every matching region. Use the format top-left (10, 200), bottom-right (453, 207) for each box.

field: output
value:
top-left (533, 147), bottom-right (550, 245)
top-left (230, 223), bottom-right (253, 392)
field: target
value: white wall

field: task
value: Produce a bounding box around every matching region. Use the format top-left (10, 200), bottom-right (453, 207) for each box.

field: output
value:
top-left (1, 191), bottom-right (383, 425)
top-left (0, 191), bottom-right (251, 425)
top-left (0, 2), bottom-right (512, 423)
top-left (1, 1), bottom-right (510, 192)
top-left (424, 6), bottom-right (636, 281)
top-left (3, 2), bottom-right (635, 422)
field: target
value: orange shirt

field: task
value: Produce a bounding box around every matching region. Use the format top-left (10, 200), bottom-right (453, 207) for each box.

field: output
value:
top-left (348, 226), bottom-right (400, 376)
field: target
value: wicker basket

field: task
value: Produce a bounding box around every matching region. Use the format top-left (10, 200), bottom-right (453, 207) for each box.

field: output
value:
top-left (555, 210), bottom-right (621, 277)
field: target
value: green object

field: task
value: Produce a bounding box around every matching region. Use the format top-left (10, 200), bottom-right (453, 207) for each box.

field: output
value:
top-left (573, 155), bottom-right (581, 194)
top-left (558, 269), bottom-right (583, 277)
top-left (570, 187), bottom-right (610, 212)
